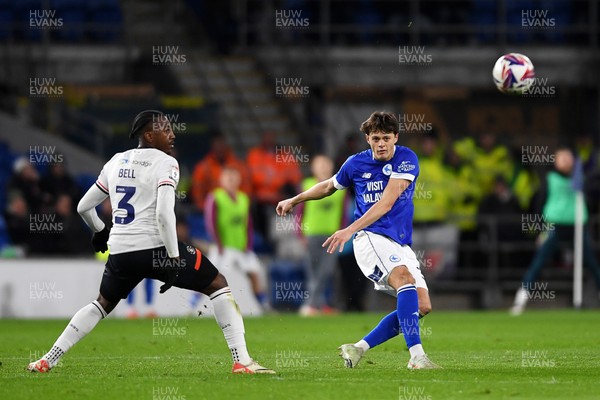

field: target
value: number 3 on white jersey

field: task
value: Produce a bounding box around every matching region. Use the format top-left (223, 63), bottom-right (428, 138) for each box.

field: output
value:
top-left (115, 185), bottom-right (136, 224)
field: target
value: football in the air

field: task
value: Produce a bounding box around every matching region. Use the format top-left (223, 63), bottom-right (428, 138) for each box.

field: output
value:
top-left (492, 53), bottom-right (535, 95)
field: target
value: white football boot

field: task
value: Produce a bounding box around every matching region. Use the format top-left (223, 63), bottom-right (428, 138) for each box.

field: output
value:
top-left (338, 344), bottom-right (365, 368)
top-left (407, 354), bottom-right (441, 369)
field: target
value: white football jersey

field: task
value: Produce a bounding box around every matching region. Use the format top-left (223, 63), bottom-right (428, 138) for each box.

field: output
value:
top-left (95, 148), bottom-right (180, 254)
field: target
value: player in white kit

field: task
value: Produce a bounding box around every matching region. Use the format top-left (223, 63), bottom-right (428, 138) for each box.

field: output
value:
top-left (27, 110), bottom-right (274, 374)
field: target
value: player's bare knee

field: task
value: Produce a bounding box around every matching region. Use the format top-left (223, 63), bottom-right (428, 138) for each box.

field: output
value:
top-left (214, 272), bottom-right (228, 287)
top-left (419, 304), bottom-right (432, 316)
top-left (388, 266), bottom-right (415, 290)
top-left (200, 273), bottom-right (229, 296)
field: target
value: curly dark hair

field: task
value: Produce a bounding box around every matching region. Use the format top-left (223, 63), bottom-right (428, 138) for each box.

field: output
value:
top-left (359, 111), bottom-right (399, 136)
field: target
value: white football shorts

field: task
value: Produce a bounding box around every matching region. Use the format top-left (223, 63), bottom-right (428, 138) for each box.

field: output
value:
top-left (352, 230), bottom-right (428, 296)
top-left (207, 246), bottom-right (262, 274)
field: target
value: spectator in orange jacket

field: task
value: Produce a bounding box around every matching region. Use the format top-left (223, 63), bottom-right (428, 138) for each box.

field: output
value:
top-left (190, 134), bottom-right (249, 212)
top-left (247, 131), bottom-right (302, 243)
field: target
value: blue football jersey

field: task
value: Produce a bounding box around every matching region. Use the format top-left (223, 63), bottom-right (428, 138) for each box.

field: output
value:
top-left (333, 145), bottom-right (419, 245)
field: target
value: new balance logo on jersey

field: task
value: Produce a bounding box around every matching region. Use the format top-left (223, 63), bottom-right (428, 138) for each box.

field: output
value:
top-left (361, 172), bottom-right (372, 179)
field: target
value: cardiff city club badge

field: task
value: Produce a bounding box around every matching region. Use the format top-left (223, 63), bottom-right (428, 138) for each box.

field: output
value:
top-left (382, 164), bottom-right (392, 176)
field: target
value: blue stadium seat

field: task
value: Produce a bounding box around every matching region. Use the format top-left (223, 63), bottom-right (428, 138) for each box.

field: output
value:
top-left (0, 174), bottom-right (9, 212)
top-left (51, 0), bottom-right (86, 42)
top-left (0, 0), bottom-right (14, 40)
top-left (353, 0), bottom-right (382, 44)
top-left (187, 212), bottom-right (211, 242)
top-left (269, 260), bottom-right (307, 309)
top-left (14, 0), bottom-right (43, 42)
top-left (506, 0), bottom-right (535, 44)
top-left (0, 140), bottom-right (13, 168)
top-left (0, 142), bottom-right (18, 212)
top-left (88, 0), bottom-right (123, 42)
top-left (469, 0), bottom-right (497, 44)
top-left (75, 173), bottom-right (97, 192)
top-left (251, 231), bottom-right (274, 254)
top-left (0, 215), bottom-right (10, 249)
top-left (538, 0), bottom-right (571, 43)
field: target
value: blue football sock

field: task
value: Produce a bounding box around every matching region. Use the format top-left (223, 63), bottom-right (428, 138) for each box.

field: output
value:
top-left (145, 279), bottom-right (154, 304)
top-left (363, 311), bottom-right (400, 348)
top-left (396, 284), bottom-right (421, 348)
top-left (255, 292), bottom-right (267, 305)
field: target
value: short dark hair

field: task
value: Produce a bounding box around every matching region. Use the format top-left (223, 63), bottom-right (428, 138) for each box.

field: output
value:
top-left (129, 110), bottom-right (164, 139)
top-left (360, 111), bottom-right (399, 136)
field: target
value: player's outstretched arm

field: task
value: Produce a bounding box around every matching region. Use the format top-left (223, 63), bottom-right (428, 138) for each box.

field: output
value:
top-left (276, 177), bottom-right (337, 216)
top-left (323, 177), bottom-right (410, 253)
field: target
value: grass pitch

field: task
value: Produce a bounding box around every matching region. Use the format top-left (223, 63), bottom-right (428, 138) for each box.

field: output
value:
top-left (1, 310), bottom-right (599, 399)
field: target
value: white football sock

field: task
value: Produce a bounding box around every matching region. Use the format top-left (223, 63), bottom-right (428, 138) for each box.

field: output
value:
top-left (354, 339), bottom-right (370, 352)
top-left (210, 287), bottom-right (252, 365)
top-left (45, 300), bottom-right (106, 367)
top-left (513, 287), bottom-right (529, 310)
top-left (409, 344), bottom-right (425, 358)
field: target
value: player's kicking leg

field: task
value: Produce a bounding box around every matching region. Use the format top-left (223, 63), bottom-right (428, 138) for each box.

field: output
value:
top-left (389, 268), bottom-right (439, 370)
top-left (339, 288), bottom-right (431, 368)
top-left (339, 266), bottom-right (439, 370)
top-left (28, 293), bottom-right (118, 372)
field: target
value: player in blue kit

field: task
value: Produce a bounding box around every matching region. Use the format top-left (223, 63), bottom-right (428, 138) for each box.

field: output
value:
top-left (276, 111), bottom-right (439, 369)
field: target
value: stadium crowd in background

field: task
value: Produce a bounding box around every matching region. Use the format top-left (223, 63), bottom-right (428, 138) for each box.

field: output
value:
top-left (3, 156), bottom-right (91, 255)
top-left (2, 128), bottom-right (600, 311)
